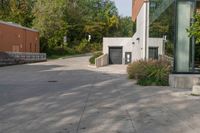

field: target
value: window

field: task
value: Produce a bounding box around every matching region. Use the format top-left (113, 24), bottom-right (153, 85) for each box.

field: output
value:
top-left (149, 47), bottom-right (158, 60)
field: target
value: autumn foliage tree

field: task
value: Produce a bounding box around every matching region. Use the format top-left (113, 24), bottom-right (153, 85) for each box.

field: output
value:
top-left (0, 0), bottom-right (134, 55)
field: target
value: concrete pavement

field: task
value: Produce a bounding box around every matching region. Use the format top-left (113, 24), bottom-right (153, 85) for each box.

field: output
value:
top-left (0, 56), bottom-right (200, 133)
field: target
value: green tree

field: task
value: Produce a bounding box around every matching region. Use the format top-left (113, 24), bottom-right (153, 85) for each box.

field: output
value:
top-left (188, 14), bottom-right (200, 43)
top-left (116, 16), bottom-right (134, 37)
top-left (0, 0), bottom-right (34, 27)
top-left (188, 13), bottom-right (200, 63)
top-left (0, 0), bottom-right (134, 55)
top-left (32, 0), bottom-right (68, 52)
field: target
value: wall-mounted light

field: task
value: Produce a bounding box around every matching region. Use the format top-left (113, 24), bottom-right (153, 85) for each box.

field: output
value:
top-left (163, 35), bottom-right (167, 42)
top-left (132, 42), bottom-right (135, 45)
top-left (136, 37), bottom-right (140, 41)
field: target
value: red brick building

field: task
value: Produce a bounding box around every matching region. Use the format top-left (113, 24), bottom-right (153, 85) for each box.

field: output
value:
top-left (0, 21), bottom-right (40, 53)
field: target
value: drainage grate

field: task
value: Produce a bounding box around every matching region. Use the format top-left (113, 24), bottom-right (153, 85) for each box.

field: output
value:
top-left (48, 80), bottom-right (58, 83)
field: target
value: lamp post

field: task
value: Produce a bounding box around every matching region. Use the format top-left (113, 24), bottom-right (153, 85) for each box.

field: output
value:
top-left (163, 35), bottom-right (167, 56)
top-left (88, 34), bottom-right (91, 42)
top-left (63, 35), bottom-right (67, 48)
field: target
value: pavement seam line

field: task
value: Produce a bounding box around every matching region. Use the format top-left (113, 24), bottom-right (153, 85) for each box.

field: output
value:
top-left (75, 76), bottom-right (95, 133)
top-left (116, 79), bottom-right (138, 133)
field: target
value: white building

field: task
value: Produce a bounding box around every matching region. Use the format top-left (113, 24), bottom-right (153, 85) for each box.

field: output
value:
top-left (102, 0), bottom-right (164, 65)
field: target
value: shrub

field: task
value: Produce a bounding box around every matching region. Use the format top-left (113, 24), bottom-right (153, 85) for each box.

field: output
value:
top-left (127, 60), bottom-right (146, 79)
top-left (127, 60), bottom-right (171, 86)
top-left (89, 52), bottom-right (103, 64)
top-left (47, 46), bottom-right (77, 56)
top-left (74, 40), bottom-right (102, 54)
top-left (75, 39), bottom-right (90, 54)
top-left (90, 43), bottom-right (102, 52)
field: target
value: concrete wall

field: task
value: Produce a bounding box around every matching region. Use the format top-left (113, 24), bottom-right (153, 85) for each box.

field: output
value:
top-left (0, 52), bottom-right (46, 66)
top-left (95, 54), bottom-right (108, 67)
top-left (103, 38), bottom-right (134, 63)
top-left (0, 21), bottom-right (39, 53)
top-left (149, 38), bottom-right (163, 56)
top-left (132, 2), bottom-right (148, 60)
top-left (169, 74), bottom-right (200, 89)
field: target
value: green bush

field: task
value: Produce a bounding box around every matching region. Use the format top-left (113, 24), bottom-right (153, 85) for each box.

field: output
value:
top-left (74, 39), bottom-right (102, 54)
top-left (75, 39), bottom-right (90, 54)
top-left (89, 52), bottom-right (103, 64)
top-left (47, 46), bottom-right (77, 56)
top-left (127, 60), bottom-right (146, 79)
top-left (90, 43), bottom-right (102, 52)
top-left (127, 60), bottom-right (171, 86)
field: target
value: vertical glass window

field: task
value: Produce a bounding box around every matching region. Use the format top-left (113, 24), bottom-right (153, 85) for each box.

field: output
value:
top-left (175, 1), bottom-right (192, 72)
top-left (149, 0), bottom-right (175, 57)
top-left (149, 0), bottom-right (197, 73)
top-left (195, 1), bottom-right (200, 72)
top-left (175, 0), bottom-right (195, 72)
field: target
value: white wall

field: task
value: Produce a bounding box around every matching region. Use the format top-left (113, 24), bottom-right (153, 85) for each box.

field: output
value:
top-left (103, 38), bottom-right (133, 64)
top-left (102, 2), bottom-right (164, 64)
top-left (149, 38), bottom-right (164, 56)
top-left (103, 37), bottom-right (163, 63)
top-left (133, 2), bottom-right (148, 60)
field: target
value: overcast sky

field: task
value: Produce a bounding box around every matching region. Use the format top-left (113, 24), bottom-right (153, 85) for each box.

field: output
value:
top-left (112, 0), bottom-right (132, 17)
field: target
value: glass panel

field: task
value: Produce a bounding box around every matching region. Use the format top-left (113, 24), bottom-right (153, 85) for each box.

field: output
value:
top-left (149, 0), bottom-right (175, 25)
top-left (175, 1), bottom-right (194, 72)
top-left (175, 1), bottom-right (190, 72)
top-left (149, 0), bottom-right (198, 73)
top-left (149, 1), bottom-right (175, 57)
top-left (195, 1), bottom-right (200, 72)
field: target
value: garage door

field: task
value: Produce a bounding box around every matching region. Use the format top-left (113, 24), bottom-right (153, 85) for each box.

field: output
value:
top-left (109, 47), bottom-right (122, 64)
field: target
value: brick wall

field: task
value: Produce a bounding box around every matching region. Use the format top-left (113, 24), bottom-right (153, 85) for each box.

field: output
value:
top-left (0, 22), bottom-right (40, 53)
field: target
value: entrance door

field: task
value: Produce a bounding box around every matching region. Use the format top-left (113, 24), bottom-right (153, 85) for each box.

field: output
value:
top-left (125, 52), bottom-right (132, 64)
top-left (149, 47), bottom-right (158, 60)
top-left (109, 47), bottom-right (122, 64)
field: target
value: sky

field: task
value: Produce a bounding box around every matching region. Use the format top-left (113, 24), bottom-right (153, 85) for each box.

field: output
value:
top-left (112, 0), bottom-right (132, 17)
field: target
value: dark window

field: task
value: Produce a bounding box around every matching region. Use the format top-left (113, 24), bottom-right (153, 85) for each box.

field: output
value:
top-left (149, 47), bottom-right (158, 60)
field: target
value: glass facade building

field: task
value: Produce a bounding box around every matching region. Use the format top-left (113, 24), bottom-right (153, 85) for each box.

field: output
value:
top-left (149, 0), bottom-right (200, 73)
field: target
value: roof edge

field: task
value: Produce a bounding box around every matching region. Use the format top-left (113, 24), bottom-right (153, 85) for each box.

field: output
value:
top-left (0, 21), bottom-right (39, 32)
top-left (132, 0), bottom-right (149, 22)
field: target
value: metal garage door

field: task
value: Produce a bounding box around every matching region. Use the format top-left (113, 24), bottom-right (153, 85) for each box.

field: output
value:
top-left (109, 47), bottom-right (122, 64)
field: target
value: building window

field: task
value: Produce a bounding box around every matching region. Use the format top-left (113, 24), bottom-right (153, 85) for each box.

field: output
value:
top-left (149, 47), bottom-right (158, 60)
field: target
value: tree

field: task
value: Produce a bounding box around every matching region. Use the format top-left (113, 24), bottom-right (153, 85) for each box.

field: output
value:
top-left (188, 14), bottom-right (200, 43)
top-left (116, 16), bottom-right (134, 37)
top-left (32, 0), bottom-right (68, 52)
top-left (0, 0), bottom-right (34, 27)
top-left (0, 0), bottom-right (134, 55)
top-left (188, 13), bottom-right (200, 63)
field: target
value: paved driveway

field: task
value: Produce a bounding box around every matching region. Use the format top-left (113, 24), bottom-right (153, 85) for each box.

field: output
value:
top-left (1, 56), bottom-right (200, 133)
